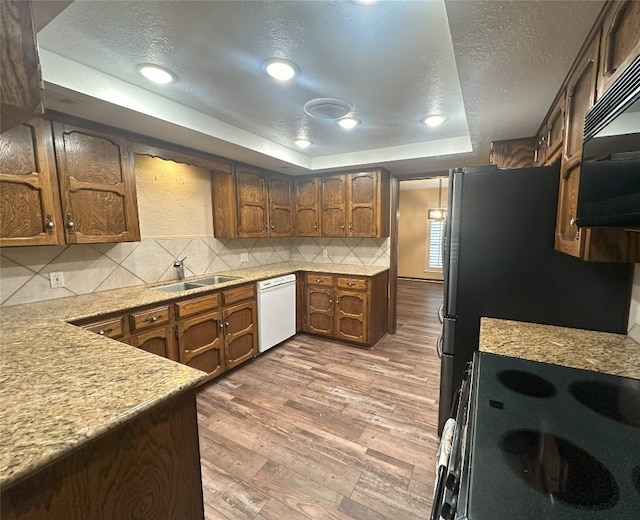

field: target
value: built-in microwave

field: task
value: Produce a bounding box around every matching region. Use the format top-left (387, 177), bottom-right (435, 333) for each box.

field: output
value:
top-left (574, 55), bottom-right (640, 229)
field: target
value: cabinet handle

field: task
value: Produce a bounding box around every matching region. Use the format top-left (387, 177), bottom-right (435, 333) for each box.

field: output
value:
top-left (143, 315), bottom-right (159, 323)
top-left (45, 214), bottom-right (55, 233)
top-left (225, 322), bottom-right (230, 327)
top-left (314, 223), bottom-right (318, 230)
top-left (65, 214), bottom-right (75, 232)
top-left (97, 328), bottom-right (113, 336)
top-left (271, 225), bottom-right (275, 229)
top-left (341, 224), bottom-right (345, 230)
top-left (349, 222), bottom-right (353, 230)
top-left (218, 320), bottom-right (224, 329)
top-left (570, 217), bottom-right (577, 227)
top-left (347, 282), bottom-right (355, 286)
top-left (316, 279), bottom-right (322, 283)
top-left (329, 299), bottom-right (333, 304)
top-left (336, 297), bottom-right (340, 304)
top-left (265, 222), bottom-right (268, 230)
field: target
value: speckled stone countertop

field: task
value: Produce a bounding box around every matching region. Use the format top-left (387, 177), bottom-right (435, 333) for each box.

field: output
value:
top-left (0, 262), bottom-right (388, 487)
top-left (479, 318), bottom-right (640, 379)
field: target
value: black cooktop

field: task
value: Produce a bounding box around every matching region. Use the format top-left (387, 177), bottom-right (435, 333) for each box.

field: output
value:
top-left (466, 353), bottom-right (640, 519)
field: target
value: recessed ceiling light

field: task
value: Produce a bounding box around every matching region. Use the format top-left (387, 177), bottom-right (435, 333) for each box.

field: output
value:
top-left (422, 114), bottom-right (448, 127)
top-left (263, 59), bottom-right (299, 81)
top-left (137, 64), bottom-right (175, 84)
top-left (294, 139), bottom-right (312, 149)
top-left (337, 117), bottom-right (360, 129)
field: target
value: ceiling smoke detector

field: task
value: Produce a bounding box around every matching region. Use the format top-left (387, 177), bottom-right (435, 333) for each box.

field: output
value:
top-left (304, 98), bottom-right (353, 120)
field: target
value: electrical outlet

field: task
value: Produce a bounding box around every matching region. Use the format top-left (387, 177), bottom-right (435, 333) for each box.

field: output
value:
top-left (49, 271), bottom-right (65, 288)
top-left (322, 249), bottom-right (328, 258)
top-left (240, 252), bottom-right (248, 262)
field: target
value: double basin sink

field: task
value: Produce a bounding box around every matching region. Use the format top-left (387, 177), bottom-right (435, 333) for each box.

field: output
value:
top-left (152, 275), bottom-right (240, 293)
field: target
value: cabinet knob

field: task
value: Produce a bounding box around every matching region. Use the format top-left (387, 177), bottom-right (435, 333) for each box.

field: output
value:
top-left (271, 225), bottom-right (275, 229)
top-left (341, 224), bottom-right (345, 230)
top-left (65, 214), bottom-right (75, 232)
top-left (316, 279), bottom-right (322, 283)
top-left (570, 217), bottom-right (577, 227)
top-left (45, 215), bottom-right (55, 232)
top-left (225, 322), bottom-right (230, 327)
top-left (329, 299), bottom-right (333, 304)
top-left (314, 223), bottom-right (318, 230)
top-left (97, 328), bottom-right (113, 336)
top-left (347, 282), bottom-right (355, 286)
top-left (144, 315), bottom-right (159, 323)
top-left (336, 297), bottom-right (340, 304)
top-left (349, 222), bottom-right (353, 230)
top-left (219, 320), bottom-right (224, 329)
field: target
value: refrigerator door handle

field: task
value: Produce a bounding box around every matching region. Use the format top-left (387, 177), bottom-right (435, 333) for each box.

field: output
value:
top-left (436, 333), bottom-right (443, 358)
top-left (443, 317), bottom-right (456, 356)
top-left (438, 303), bottom-right (444, 324)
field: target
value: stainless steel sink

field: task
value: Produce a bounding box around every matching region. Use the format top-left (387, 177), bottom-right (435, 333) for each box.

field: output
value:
top-left (152, 275), bottom-right (240, 292)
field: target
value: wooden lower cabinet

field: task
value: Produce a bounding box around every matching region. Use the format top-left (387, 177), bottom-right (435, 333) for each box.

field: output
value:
top-left (303, 271), bottom-right (388, 347)
top-left (130, 325), bottom-right (179, 362)
top-left (0, 392), bottom-right (204, 520)
top-left (176, 310), bottom-right (225, 380)
top-left (224, 300), bottom-right (257, 369)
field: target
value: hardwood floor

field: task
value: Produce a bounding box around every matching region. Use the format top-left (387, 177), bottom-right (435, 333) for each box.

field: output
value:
top-left (196, 279), bottom-right (444, 520)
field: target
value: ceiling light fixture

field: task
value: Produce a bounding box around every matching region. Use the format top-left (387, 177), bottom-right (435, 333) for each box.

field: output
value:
top-left (137, 64), bottom-right (175, 84)
top-left (337, 117), bottom-right (360, 129)
top-left (422, 114), bottom-right (448, 127)
top-left (263, 59), bottom-right (299, 81)
top-left (428, 178), bottom-right (447, 221)
top-left (294, 138), bottom-right (312, 148)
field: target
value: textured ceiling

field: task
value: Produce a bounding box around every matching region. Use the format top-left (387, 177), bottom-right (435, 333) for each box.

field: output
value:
top-left (34, 0), bottom-right (604, 176)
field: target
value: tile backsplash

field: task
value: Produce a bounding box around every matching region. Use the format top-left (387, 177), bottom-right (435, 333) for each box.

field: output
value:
top-left (0, 237), bottom-right (390, 307)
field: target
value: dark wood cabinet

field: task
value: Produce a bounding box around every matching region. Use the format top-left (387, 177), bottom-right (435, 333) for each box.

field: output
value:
top-left (210, 160), bottom-right (237, 239)
top-left (0, 119), bottom-right (65, 246)
top-left (0, 0), bottom-right (43, 133)
top-left (295, 177), bottom-right (319, 236)
top-left (320, 175), bottom-right (347, 236)
top-left (130, 326), bottom-right (179, 361)
top-left (303, 271), bottom-right (388, 347)
top-left (490, 137), bottom-right (536, 169)
top-left (223, 300), bottom-right (257, 369)
top-left (177, 310), bottom-right (225, 379)
top-left (52, 122), bottom-right (140, 244)
top-left (268, 173), bottom-right (295, 237)
top-left (236, 165), bottom-right (268, 238)
top-left (597, 0), bottom-right (640, 97)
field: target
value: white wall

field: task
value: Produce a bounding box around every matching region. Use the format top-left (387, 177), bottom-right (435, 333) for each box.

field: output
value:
top-left (628, 264), bottom-right (640, 341)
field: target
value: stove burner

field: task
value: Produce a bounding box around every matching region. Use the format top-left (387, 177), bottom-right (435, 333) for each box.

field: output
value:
top-left (569, 380), bottom-right (640, 429)
top-left (633, 466), bottom-right (640, 496)
top-left (500, 429), bottom-right (618, 510)
top-left (497, 370), bottom-right (556, 398)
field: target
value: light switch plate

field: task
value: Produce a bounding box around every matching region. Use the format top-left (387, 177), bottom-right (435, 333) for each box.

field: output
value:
top-left (322, 249), bottom-right (328, 258)
top-left (240, 253), bottom-right (248, 262)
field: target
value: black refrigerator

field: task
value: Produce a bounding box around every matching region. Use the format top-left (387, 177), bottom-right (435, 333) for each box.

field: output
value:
top-left (437, 164), bottom-right (634, 433)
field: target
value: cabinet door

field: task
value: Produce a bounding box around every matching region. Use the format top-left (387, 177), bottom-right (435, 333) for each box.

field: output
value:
top-left (320, 175), bottom-right (346, 236)
top-left (211, 161), bottom-right (237, 239)
top-left (563, 35), bottom-right (600, 164)
top-left (533, 132), bottom-right (547, 167)
top-left (0, 119), bottom-right (64, 246)
top-left (545, 93), bottom-right (565, 164)
top-left (295, 177), bottom-right (319, 236)
top-left (177, 310), bottom-right (225, 378)
top-left (0, 0), bottom-right (43, 133)
top-left (52, 122), bottom-right (140, 244)
top-left (347, 171), bottom-right (378, 237)
top-left (335, 289), bottom-right (368, 344)
top-left (555, 159), bottom-right (584, 257)
top-left (268, 173), bottom-right (294, 237)
top-left (130, 326), bottom-right (178, 362)
top-left (236, 166), bottom-right (268, 237)
top-left (598, 0), bottom-right (640, 97)
top-left (223, 300), bottom-right (257, 370)
top-left (304, 286), bottom-right (334, 336)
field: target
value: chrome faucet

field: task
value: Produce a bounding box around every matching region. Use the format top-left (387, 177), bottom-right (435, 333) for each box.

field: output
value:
top-left (173, 257), bottom-right (187, 281)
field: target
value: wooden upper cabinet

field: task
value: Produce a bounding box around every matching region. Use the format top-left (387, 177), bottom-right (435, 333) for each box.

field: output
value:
top-left (0, 0), bottom-right (43, 133)
top-left (563, 34), bottom-right (600, 163)
top-left (268, 173), bottom-right (294, 237)
top-left (490, 138), bottom-right (536, 169)
top-left (0, 119), bottom-right (64, 246)
top-left (321, 175), bottom-right (347, 236)
top-left (210, 161), bottom-right (237, 239)
top-left (598, 0), bottom-right (640, 97)
top-left (555, 158), bottom-right (584, 257)
top-left (52, 122), bottom-right (140, 243)
top-left (295, 176), bottom-right (319, 236)
top-left (348, 171), bottom-right (378, 237)
top-left (544, 93), bottom-right (565, 165)
top-left (236, 166), bottom-right (268, 238)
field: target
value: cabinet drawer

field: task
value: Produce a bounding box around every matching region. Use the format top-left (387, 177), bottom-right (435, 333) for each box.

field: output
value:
top-left (336, 277), bottom-right (367, 291)
top-left (130, 306), bottom-right (171, 332)
top-left (175, 292), bottom-right (221, 319)
top-left (222, 284), bottom-right (255, 306)
top-left (306, 273), bottom-right (334, 287)
top-left (82, 316), bottom-right (125, 339)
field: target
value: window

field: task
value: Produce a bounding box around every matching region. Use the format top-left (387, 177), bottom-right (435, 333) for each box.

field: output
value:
top-left (427, 218), bottom-right (444, 270)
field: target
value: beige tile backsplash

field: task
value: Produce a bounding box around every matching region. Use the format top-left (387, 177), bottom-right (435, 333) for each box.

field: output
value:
top-left (0, 237), bottom-right (390, 307)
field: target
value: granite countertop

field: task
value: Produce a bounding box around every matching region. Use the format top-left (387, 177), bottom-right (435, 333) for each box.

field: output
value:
top-left (479, 317), bottom-right (640, 380)
top-left (0, 262), bottom-right (388, 487)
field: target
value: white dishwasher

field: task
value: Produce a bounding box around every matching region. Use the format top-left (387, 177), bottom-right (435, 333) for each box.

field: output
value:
top-left (257, 274), bottom-right (296, 353)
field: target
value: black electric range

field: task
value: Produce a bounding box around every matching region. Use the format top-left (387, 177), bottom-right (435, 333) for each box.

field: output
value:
top-left (457, 352), bottom-right (640, 519)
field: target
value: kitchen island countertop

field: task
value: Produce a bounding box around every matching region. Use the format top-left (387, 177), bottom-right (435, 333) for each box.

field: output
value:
top-left (479, 317), bottom-right (640, 379)
top-left (0, 261), bottom-right (388, 488)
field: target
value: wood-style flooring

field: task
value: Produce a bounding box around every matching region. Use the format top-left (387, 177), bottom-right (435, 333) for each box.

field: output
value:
top-left (196, 279), bottom-right (444, 520)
